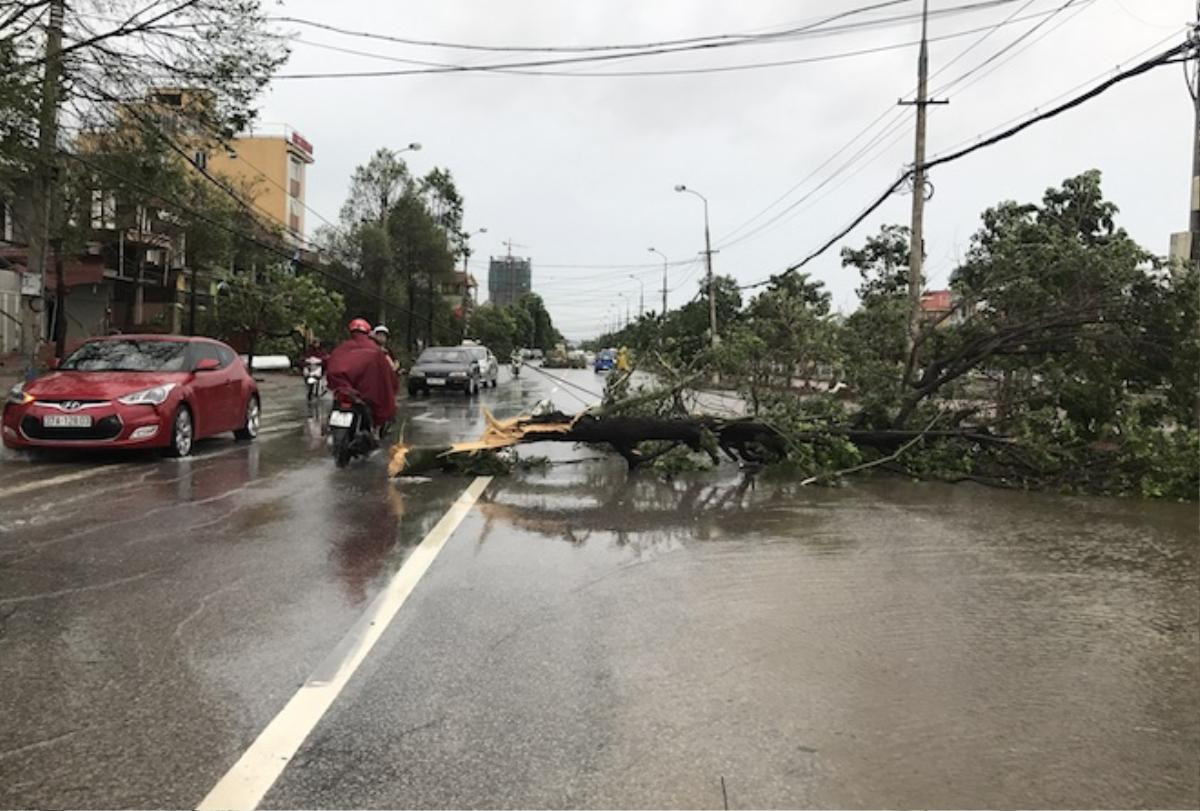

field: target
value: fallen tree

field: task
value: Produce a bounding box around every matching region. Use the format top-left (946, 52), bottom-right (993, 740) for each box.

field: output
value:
top-left (386, 402), bottom-right (1006, 479)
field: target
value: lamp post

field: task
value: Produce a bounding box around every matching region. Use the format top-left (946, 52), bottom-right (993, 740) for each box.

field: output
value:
top-left (674, 184), bottom-right (717, 346)
top-left (460, 226), bottom-right (487, 338)
top-left (648, 247), bottom-right (668, 315)
top-left (618, 292), bottom-right (631, 329)
top-left (374, 142), bottom-right (422, 331)
top-left (628, 274), bottom-right (644, 318)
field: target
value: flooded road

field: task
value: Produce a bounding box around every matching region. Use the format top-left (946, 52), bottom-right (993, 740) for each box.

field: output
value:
top-left (1, 369), bottom-right (1196, 808)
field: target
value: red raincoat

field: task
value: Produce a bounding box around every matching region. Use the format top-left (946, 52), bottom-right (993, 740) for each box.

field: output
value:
top-left (325, 333), bottom-right (398, 425)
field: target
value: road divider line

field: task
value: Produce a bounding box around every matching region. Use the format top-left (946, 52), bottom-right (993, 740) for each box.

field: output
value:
top-left (0, 464), bottom-right (130, 499)
top-left (196, 475), bottom-right (493, 811)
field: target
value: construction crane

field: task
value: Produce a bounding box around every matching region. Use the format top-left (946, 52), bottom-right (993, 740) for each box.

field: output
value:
top-left (501, 239), bottom-right (529, 258)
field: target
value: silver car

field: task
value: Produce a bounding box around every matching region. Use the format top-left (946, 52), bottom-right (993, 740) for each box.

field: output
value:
top-left (408, 347), bottom-right (481, 397)
top-left (462, 344), bottom-right (499, 388)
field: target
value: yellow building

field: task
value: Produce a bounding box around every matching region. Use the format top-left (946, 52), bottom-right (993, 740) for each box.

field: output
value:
top-left (208, 126), bottom-right (315, 244)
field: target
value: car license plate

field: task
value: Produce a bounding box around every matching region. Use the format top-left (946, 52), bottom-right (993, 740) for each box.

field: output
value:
top-left (43, 414), bottom-right (92, 428)
top-left (329, 410), bottom-right (354, 428)
top-left (427, 378), bottom-right (446, 386)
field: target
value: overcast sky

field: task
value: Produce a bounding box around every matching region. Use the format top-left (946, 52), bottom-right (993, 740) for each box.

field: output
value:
top-left (255, 0), bottom-right (1194, 339)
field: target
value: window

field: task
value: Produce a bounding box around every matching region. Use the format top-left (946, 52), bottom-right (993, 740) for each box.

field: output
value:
top-left (288, 156), bottom-right (303, 199)
top-left (194, 150), bottom-right (208, 170)
top-left (215, 345), bottom-right (236, 367)
top-left (60, 340), bottom-right (189, 372)
top-left (90, 190), bottom-right (116, 230)
top-left (191, 342), bottom-right (225, 370)
top-left (0, 199), bottom-right (12, 242)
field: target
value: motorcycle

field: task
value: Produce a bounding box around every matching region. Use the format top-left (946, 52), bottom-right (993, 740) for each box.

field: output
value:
top-left (328, 388), bottom-right (377, 468)
top-left (302, 355), bottom-right (326, 402)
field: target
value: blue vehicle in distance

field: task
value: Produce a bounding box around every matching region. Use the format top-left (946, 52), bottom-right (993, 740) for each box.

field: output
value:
top-left (593, 348), bottom-right (616, 373)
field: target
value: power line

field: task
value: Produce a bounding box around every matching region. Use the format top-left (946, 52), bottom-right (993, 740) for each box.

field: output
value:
top-left (273, 3), bottom-right (1055, 80)
top-left (271, 0), bottom-right (984, 55)
top-left (738, 39), bottom-right (1193, 291)
top-left (712, 0), bottom-right (1090, 253)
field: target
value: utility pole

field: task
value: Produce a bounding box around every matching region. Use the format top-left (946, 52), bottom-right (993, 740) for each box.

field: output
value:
top-left (27, 0), bottom-right (64, 370)
top-left (649, 248), bottom-right (668, 315)
top-left (1190, 2), bottom-right (1200, 264)
top-left (189, 265), bottom-right (199, 336)
top-left (702, 211), bottom-right (716, 347)
top-left (674, 186), bottom-right (718, 346)
top-left (377, 194), bottom-right (389, 326)
top-left (898, 0), bottom-right (948, 385)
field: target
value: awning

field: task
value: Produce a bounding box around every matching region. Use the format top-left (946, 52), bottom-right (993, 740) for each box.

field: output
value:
top-left (0, 247), bottom-right (106, 291)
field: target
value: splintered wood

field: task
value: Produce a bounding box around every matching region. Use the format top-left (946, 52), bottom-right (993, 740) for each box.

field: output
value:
top-left (387, 409), bottom-right (577, 477)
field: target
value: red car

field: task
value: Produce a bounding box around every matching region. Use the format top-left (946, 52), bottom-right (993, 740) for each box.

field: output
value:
top-left (3, 335), bottom-right (260, 457)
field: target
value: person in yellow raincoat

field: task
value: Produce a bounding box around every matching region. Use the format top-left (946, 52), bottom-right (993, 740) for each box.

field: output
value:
top-left (616, 346), bottom-right (632, 372)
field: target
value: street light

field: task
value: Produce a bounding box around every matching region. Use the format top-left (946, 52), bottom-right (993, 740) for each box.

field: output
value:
top-left (675, 184), bottom-right (717, 346)
top-left (459, 227), bottom-right (488, 337)
top-left (628, 274), bottom-right (644, 318)
top-left (618, 292), bottom-right (631, 329)
top-left (648, 247), bottom-right (668, 315)
top-left (400, 142), bottom-right (422, 154)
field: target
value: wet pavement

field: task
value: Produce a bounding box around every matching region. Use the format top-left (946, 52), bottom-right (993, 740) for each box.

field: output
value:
top-left (0, 368), bottom-right (1196, 809)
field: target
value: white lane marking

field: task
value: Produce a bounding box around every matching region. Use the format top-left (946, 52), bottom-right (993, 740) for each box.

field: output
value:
top-left (197, 475), bottom-right (492, 811)
top-left (0, 464), bottom-right (131, 499)
top-left (412, 410), bottom-right (449, 424)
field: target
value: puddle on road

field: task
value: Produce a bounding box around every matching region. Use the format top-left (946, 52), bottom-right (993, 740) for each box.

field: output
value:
top-left (468, 459), bottom-right (1199, 807)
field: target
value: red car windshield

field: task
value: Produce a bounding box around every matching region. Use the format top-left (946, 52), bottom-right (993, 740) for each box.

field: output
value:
top-left (59, 340), bottom-right (190, 372)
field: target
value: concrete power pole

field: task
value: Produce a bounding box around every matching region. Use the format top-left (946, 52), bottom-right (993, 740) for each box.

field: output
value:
top-left (899, 0), bottom-right (947, 385)
top-left (703, 213), bottom-right (716, 348)
top-left (1190, 2), bottom-right (1199, 264)
top-left (26, 0), bottom-right (64, 371)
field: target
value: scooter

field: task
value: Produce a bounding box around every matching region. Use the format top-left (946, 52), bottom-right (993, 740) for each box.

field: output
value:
top-left (328, 388), bottom-right (377, 468)
top-left (302, 355), bottom-right (326, 402)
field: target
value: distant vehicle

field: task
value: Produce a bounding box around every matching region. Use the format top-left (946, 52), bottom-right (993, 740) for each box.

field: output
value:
top-left (302, 355), bottom-right (326, 402)
top-left (544, 349), bottom-right (586, 369)
top-left (3, 335), bottom-right (260, 457)
top-left (461, 343), bottom-right (499, 387)
top-left (594, 349), bottom-right (616, 373)
top-left (408, 347), bottom-right (481, 396)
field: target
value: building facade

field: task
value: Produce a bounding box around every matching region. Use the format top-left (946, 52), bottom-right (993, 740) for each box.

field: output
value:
top-left (207, 126), bottom-right (314, 245)
top-left (487, 255), bottom-right (531, 307)
top-left (0, 93), bottom-right (317, 368)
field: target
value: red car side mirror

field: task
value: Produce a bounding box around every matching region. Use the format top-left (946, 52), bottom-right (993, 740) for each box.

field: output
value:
top-left (195, 357), bottom-right (221, 372)
top-left (47, 357), bottom-right (60, 370)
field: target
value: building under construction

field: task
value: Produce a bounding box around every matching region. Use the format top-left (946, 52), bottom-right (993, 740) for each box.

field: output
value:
top-left (487, 254), bottom-right (532, 307)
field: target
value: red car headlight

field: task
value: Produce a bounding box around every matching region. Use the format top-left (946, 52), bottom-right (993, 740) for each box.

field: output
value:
top-left (117, 383), bottom-right (177, 406)
top-left (6, 382), bottom-right (32, 406)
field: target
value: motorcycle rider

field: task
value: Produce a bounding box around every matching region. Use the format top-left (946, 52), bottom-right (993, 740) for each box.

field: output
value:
top-left (325, 318), bottom-right (398, 436)
top-left (371, 324), bottom-right (401, 376)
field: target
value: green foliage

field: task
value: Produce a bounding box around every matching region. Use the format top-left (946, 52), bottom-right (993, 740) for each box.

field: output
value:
top-left (601, 171), bottom-right (1195, 500)
top-left (205, 267), bottom-right (345, 355)
top-left (715, 273), bottom-right (839, 413)
top-left (650, 444), bottom-right (713, 476)
top-left (464, 295), bottom-right (564, 358)
top-left (594, 275), bottom-right (742, 371)
top-left (467, 304), bottom-right (518, 357)
top-left (510, 293), bottom-right (562, 352)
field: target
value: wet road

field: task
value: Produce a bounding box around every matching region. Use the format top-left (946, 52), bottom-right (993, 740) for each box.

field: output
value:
top-left (1, 368), bottom-right (1196, 809)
